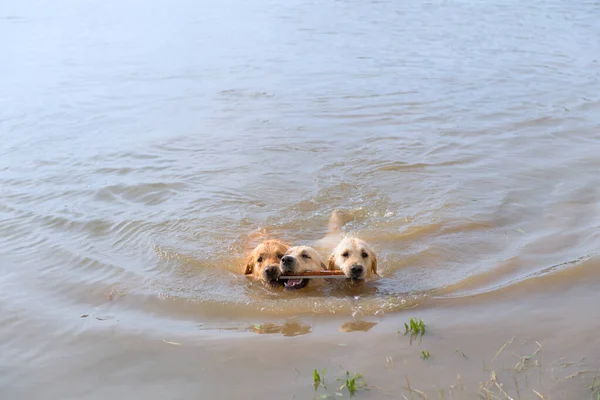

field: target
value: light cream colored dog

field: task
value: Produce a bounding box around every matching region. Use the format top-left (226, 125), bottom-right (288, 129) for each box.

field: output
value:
top-left (279, 245), bottom-right (327, 290)
top-left (328, 237), bottom-right (378, 281)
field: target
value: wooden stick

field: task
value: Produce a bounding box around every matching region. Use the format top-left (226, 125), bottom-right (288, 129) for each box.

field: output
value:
top-left (279, 271), bottom-right (347, 279)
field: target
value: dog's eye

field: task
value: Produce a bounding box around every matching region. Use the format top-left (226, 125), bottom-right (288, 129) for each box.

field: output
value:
top-left (277, 253), bottom-right (283, 259)
top-left (342, 251), bottom-right (349, 258)
top-left (362, 252), bottom-right (368, 258)
top-left (257, 256), bottom-right (263, 263)
top-left (301, 253), bottom-right (310, 259)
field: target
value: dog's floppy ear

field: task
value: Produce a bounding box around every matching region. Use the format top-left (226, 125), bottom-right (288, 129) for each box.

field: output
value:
top-left (370, 252), bottom-right (378, 276)
top-left (328, 254), bottom-right (336, 270)
top-left (244, 256), bottom-right (254, 275)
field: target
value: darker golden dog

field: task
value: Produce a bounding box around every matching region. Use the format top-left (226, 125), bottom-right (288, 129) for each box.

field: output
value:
top-left (243, 239), bottom-right (289, 287)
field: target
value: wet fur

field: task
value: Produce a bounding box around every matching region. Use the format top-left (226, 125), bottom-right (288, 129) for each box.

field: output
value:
top-left (328, 237), bottom-right (378, 281)
top-left (281, 246), bottom-right (326, 274)
top-left (243, 211), bottom-right (370, 287)
top-left (279, 246), bottom-right (327, 289)
top-left (244, 239), bottom-right (289, 284)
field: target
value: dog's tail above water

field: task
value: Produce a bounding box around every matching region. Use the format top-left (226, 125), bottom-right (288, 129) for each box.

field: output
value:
top-left (314, 210), bottom-right (355, 254)
top-left (327, 209), bottom-right (354, 232)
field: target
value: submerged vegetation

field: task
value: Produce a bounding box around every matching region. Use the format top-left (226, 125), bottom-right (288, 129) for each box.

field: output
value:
top-left (313, 368), bottom-right (327, 390)
top-left (312, 333), bottom-right (600, 399)
top-left (402, 317), bottom-right (426, 344)
top-left (308, 318), bottom-right (597, 399)
top-left (312, 369), bottom-right (368, 398)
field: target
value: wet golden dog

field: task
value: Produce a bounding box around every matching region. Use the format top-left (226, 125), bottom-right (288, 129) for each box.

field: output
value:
top-left (328, 237), bottom-right (378, 281)
top-left (279, 245), bottom-right (326, 290)
top-left (244, 239), bottom-right (289, 287)
top-left (243, 210), bottom-right (363, 288)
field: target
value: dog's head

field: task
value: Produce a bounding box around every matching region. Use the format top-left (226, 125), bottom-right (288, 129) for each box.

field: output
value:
top-left (328, 237), bottom-right (378, 281)
top-left (279, 246), bottom-right (326, 290)
top-left (244, 240), bottom-right (289, 286)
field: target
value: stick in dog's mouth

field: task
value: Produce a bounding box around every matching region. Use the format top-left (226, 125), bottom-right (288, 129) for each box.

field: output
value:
top-left (279, 271), bottom-right (347, 289)
top-left (279, 271), bottom-right (346, 279)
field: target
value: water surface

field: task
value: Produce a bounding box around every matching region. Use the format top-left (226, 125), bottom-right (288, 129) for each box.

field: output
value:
top-left (1, 0), bottom-right (600, 398)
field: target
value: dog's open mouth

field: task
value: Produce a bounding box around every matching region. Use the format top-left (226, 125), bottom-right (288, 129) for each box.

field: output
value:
top-left (283, 278), bottom-right (309, 290)
top-left (266, 279), bottom-right (284, 287)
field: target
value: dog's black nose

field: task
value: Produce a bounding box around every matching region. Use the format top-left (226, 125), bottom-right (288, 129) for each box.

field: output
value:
top-left (264, 265), bottom-right (280, 279)
top-left (350, 265), bottom-right (364, 278)
top-left (281, 255), bottom-right (293, 265)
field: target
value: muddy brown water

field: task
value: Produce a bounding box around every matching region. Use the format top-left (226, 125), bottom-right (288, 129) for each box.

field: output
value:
top-left (2, 0), bottom-right (600, 398)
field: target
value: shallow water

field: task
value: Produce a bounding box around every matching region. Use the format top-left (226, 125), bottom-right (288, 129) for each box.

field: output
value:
top-left (1, 0), bottom-right (600, 398)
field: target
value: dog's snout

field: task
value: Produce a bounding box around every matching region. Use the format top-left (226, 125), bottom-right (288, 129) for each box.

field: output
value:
top-left (280, 256), bottom-right (295, 273)
top-left (350, 264), bottom-right (364, 278)
top-left (264, 265), bottom-right (280, 279)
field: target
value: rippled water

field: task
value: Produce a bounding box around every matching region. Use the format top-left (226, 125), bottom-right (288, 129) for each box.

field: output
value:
top-left (2, 0), bottom-right (600, 397)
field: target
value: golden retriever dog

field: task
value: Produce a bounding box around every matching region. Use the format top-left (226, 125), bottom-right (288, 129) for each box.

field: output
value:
top-left (244, 239), bottom-right (289, 287)
top-left (279, 245), bottom-right (327, 290)
top-left (242, 209), bottom-right (359, 287)
top-left (328, 237), bottom-right (378, 281)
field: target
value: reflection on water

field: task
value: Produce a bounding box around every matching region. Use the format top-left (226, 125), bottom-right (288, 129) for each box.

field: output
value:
top-left (247, 318), bottom-right (379, 335)
top-left (338, 321), bottom-right (378, 333)
top-left (247, 319), bottom-right (380, 336)
top-left (250, 320), bottom-right (312, 337)
top-left (3, 0), bottom-right (600, 398)
top-left (1, 0), bottom-right (600, 386)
